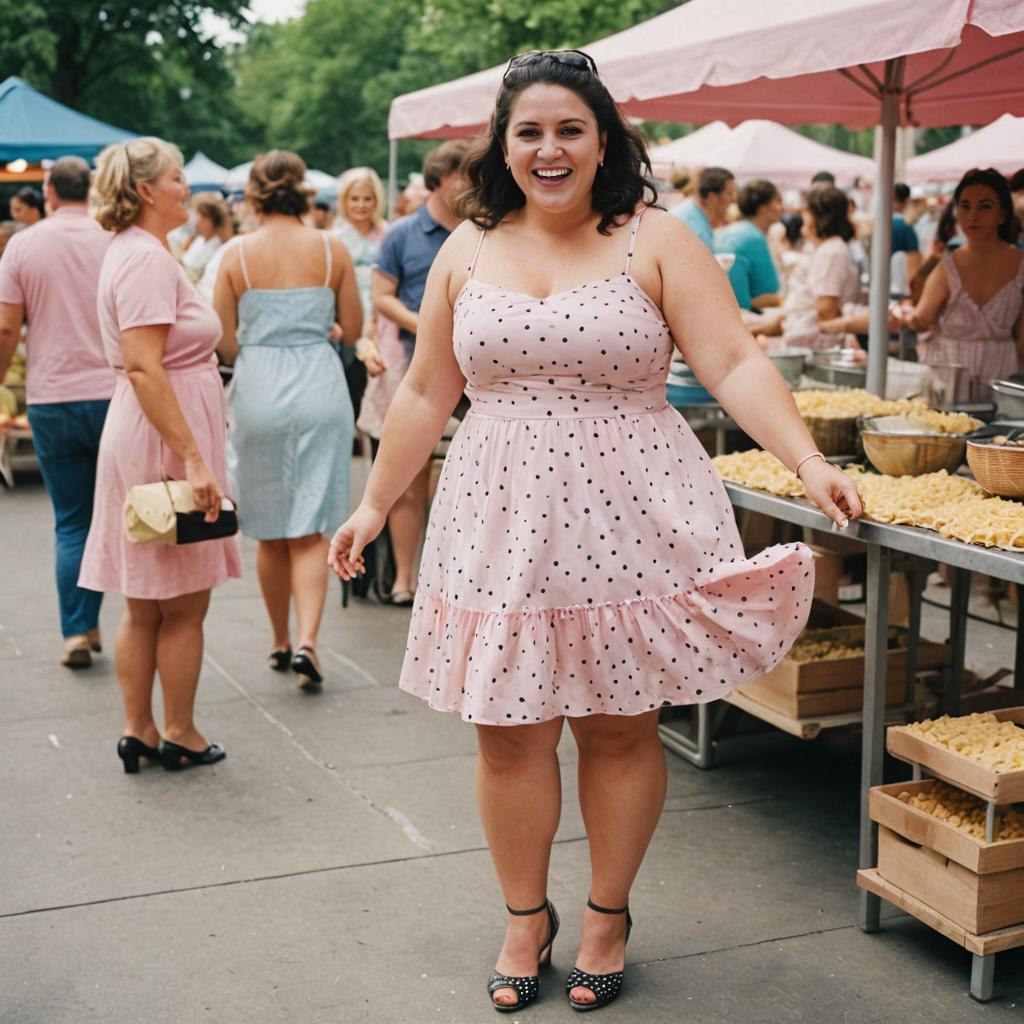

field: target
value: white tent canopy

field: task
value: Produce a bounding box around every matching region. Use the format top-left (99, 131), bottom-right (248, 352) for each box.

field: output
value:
top-left (183, 151), bottom-right (229, 191)
top-left (906, 113), bottom-right (1024, 182)
top-left (222, 161), bottom-right (339, 196)
top-left (646, 122), bottom-right (731, 178)
top-left (697, 120), bottom-right (876, 187)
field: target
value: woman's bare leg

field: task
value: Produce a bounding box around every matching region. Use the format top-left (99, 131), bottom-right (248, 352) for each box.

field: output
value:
top-left (567, 710), bottom-right (666, 1005)
top-left (115, 598), bottom-right (162, 746)
top-left (257, 539), bottom-right (291, 649)
top-left (387, 459), bottom-right (430, 595)
top-left (476, 718), bottom-right (565, 1008)
top-left (157, 589), bottom-right (211, 750)
top-left (288, 534), bottom-right (329, 653)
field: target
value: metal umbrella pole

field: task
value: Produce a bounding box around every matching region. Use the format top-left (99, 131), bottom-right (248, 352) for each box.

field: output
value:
top-left (864, 57), bottom-right (905, 399)
top-left (388, 138), bottom-right (399, 220)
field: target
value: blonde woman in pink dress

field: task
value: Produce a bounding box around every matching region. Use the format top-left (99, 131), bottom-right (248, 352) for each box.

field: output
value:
top-left (330, 53), bottom-right (861, 1014)
top-left (899, 168), bottom-right (1024, 402)
top-left (81, 138), bottom-right (242, 774)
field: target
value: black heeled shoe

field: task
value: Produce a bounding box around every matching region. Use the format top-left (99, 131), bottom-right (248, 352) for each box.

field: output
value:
top-left (488, 899), bottom-right (560, 1014)
top-left (116, 736), bottom-right (161, 774)
top-left (268, 646), bottom-right (292, 671)
top-left (291, 646), bottom-right (323, 691)
top-left (158, 739), bottom-right (226, 772)
top-left (565, 899), bottom-right (633, 1012)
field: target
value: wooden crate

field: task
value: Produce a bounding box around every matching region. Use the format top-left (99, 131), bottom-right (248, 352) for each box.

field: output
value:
top-left (887, 707), bottom-right (1024, 804)
top-left (877, 827), bottom-right (1024, 934)
top-left (870, 780), bottom-right (1024, 874)
top-left (740, 672), bottom-right (908, 718)
top-left (736, 600), bottom-right (949, 718)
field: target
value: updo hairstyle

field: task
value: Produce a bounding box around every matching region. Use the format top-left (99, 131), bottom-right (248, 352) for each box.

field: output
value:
top-left (246, 150), bottom-right (312, 218)
top-left (456, 52), bottom-right (657, 235)
top-left (92, 137), bottom-right (183, 232)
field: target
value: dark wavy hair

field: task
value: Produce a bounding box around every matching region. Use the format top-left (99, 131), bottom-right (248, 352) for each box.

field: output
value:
top-left (246, 150), bottom-right (311, 218)
top-left (455, 54), bottom-right (657, 235)
top-left (806, 184), bottom-right (855, 242)
top-left (953, 167), bottom-right (1019, 244)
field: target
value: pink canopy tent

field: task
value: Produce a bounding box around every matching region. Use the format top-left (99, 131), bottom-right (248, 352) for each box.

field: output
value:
top-left (696, 120), bottom-right (876, 187)
top-left (647, 121), bottom-right (731, 180)
top-left (906, 113), bottom-right (1024, 182)
top-left (387, 0), bottom-right (1024, 398)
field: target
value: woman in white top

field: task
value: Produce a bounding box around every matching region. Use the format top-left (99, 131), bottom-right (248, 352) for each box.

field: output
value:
top-left (181, 195), bottom-right (230, 283)
top-left (778, 184), bottom-right (863, 352)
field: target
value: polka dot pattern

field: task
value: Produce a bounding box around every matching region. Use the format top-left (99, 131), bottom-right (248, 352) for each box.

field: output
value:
top-left (398, 235), bottom-right (814, 726)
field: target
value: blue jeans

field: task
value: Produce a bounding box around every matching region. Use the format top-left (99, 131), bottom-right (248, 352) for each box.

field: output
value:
top-left (27, 400), bottom-right (109, 637)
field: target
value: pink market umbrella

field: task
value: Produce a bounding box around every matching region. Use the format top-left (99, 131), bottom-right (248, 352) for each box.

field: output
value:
top-left (906, 113), bottom-right (1024, 181)
top-left (697, 120), bottom-right (876, 187)
top-left (388, 0), bottom-right (1024, 395)
top-left (647, 121), bottom-right (732, 179)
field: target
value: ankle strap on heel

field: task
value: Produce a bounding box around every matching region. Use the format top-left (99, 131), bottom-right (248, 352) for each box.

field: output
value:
top-left (587, 898), bottom-right (629, 915)
top-left (506, 899), bottom-right (550, 916)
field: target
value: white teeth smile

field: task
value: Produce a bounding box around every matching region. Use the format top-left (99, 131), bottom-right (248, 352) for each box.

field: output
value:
top-left (535, 169), bottom-right (571, 179)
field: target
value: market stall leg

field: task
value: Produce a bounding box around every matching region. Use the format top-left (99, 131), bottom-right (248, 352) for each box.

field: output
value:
top-left (970, 953), bottom-right (995, 1003)
top-left (943, 568), bottom-right (971, 715)
top-left (858, 542), bottom-right (891, 933)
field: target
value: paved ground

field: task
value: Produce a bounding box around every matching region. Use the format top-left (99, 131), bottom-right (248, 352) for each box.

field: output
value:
top-left (2, 467), bottom-right (1022, 1024)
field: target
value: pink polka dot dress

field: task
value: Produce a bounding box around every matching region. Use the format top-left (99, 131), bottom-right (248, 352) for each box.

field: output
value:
top-left (399, 212), bottom-right (814, 725)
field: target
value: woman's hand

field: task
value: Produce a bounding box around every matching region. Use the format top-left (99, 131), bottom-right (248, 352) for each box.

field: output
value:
top-left (185, 456), bottom-right (223, 522)
top-left (328, 504), bottom-right (387, 579)
top-left (355, 337), bottom-right (386, 376)
top-left (329, 322), bottom-right (344, 344)
top-left (799, 458), bottom-right (863, 529)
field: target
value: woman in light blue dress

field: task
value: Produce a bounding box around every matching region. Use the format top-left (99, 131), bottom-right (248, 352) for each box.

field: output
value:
top-left (214, 151), bottom-right (362, 689)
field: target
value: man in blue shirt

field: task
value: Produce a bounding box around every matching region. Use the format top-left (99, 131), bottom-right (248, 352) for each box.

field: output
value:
top-left (373, 140), bottom-right (469, 362)
top-left (714, 179), bottom-right (782, 311)
top-left (672, 166), bottom-right (735, 251)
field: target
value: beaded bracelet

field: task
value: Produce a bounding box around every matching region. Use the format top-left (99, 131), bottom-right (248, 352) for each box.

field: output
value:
top-left (794, 452), bottom-right (826, 479)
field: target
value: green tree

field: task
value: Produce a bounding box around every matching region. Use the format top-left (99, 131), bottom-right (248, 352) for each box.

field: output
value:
top-left (0, 0), bottom-right (254, 164)
top-left (234, 0), bottom-right (679, 179)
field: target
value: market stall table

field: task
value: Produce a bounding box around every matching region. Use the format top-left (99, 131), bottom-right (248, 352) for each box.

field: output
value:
top-left (659, 481), bottom-right (1024, 1000)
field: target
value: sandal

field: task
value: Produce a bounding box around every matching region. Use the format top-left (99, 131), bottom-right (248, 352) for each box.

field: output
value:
top-left (565, 899), bottom-right (632, 1012)
top-left (291, 646), bottom-right (323, 691)
top-left (267, 646), bottom-right (292, 672)
top-left (488, 899), bottom-right (560, 1013)
top-left (388, 589), bottom-right (415, 607)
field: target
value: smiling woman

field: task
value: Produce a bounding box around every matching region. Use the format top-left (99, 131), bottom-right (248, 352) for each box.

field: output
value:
top-left (327, 48), bottom-right (862, 1017)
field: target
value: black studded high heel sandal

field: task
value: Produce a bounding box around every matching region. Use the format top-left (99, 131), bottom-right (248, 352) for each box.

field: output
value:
top-left (116, 736), bottom-right (161, 774)
top-left (291, 646), bottom-right (323, 691)
top-left (487, 899), bottom-right (560, 1014)
top-left (565, 899), bottom-right (633, 1012)
top-left (267, 646), bottom-right (292, 671)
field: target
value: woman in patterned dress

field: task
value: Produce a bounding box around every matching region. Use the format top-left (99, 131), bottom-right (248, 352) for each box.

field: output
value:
top-left (329, 52), bottom-right (861, 1013)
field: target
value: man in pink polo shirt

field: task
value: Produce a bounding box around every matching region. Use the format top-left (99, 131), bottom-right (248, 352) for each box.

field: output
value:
top-left (0, 156), bottom-right (114, 668)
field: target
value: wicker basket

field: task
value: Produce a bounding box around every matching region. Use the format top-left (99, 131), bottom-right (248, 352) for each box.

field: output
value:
top-left (967, 442), bottom-right (1024, 498)
top-left (802, 415), bottom-right (859, 456)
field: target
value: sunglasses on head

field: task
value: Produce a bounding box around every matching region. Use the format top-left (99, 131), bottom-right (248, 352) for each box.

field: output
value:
top-left (503, 49), bottom-right (599, 82)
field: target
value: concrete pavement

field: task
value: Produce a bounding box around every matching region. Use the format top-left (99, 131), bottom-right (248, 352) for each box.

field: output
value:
top-left (2, 469), bottom-right (1022, 1024)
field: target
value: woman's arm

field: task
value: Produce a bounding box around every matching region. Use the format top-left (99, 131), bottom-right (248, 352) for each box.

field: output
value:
top-left (902, 259), bottom-right (949, 333)
top-left (652, 215), bottom-right (862, 526)
top-left (212, 251), bottom-right (239, 365)
top-left (815, 295), bottom-right (841, 322)
top-left (122, 324), bottom-right (222, 519)
top-left (332, 237), bottom-right (363, 345)
top-left (1014, 303), bottom-right (1024, 367)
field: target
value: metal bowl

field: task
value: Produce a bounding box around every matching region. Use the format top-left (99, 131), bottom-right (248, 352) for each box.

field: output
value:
top-left (806, 353), bottom-right (867, 388)
top-left (989, 379), bottom-right (1024, 420)
top-left (860, 415), bottom-right (980, 477)
top-left (765, 347), bottom-right (811, 387)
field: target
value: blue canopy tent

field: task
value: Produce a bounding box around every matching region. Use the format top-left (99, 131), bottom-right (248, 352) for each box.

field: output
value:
top-left (0, 76), bottom-right (135, 162)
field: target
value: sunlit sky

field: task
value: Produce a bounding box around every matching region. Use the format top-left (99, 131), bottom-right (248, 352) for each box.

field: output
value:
top-left (202, 0), bottom-right (307, 44)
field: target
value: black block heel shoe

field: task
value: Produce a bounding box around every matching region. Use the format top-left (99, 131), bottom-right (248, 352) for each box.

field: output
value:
top-left (291, 646), bottom-right (323, 691)
top-left (116, 736), bottom-right (161, 774)
top-left (488, 899), bottom-right (560, 1013)
top-left (158, 739), bottom-right (226, 772)
top-left (566, 899), bottom-right (633, 1012)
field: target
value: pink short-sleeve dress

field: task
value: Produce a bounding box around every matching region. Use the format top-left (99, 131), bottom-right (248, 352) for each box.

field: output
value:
top-left (79, 226), bottom-right (242, 599)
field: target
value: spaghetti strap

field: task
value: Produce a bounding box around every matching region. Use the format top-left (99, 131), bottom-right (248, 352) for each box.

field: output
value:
top-left (321, 231), bottom-right (333, 287)
top-left (468, 228), bottom-right (487, 278)
top-left (238, 241), bottom-right (253, 291)
top-left (624, 210), bottom-right (646, 276)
